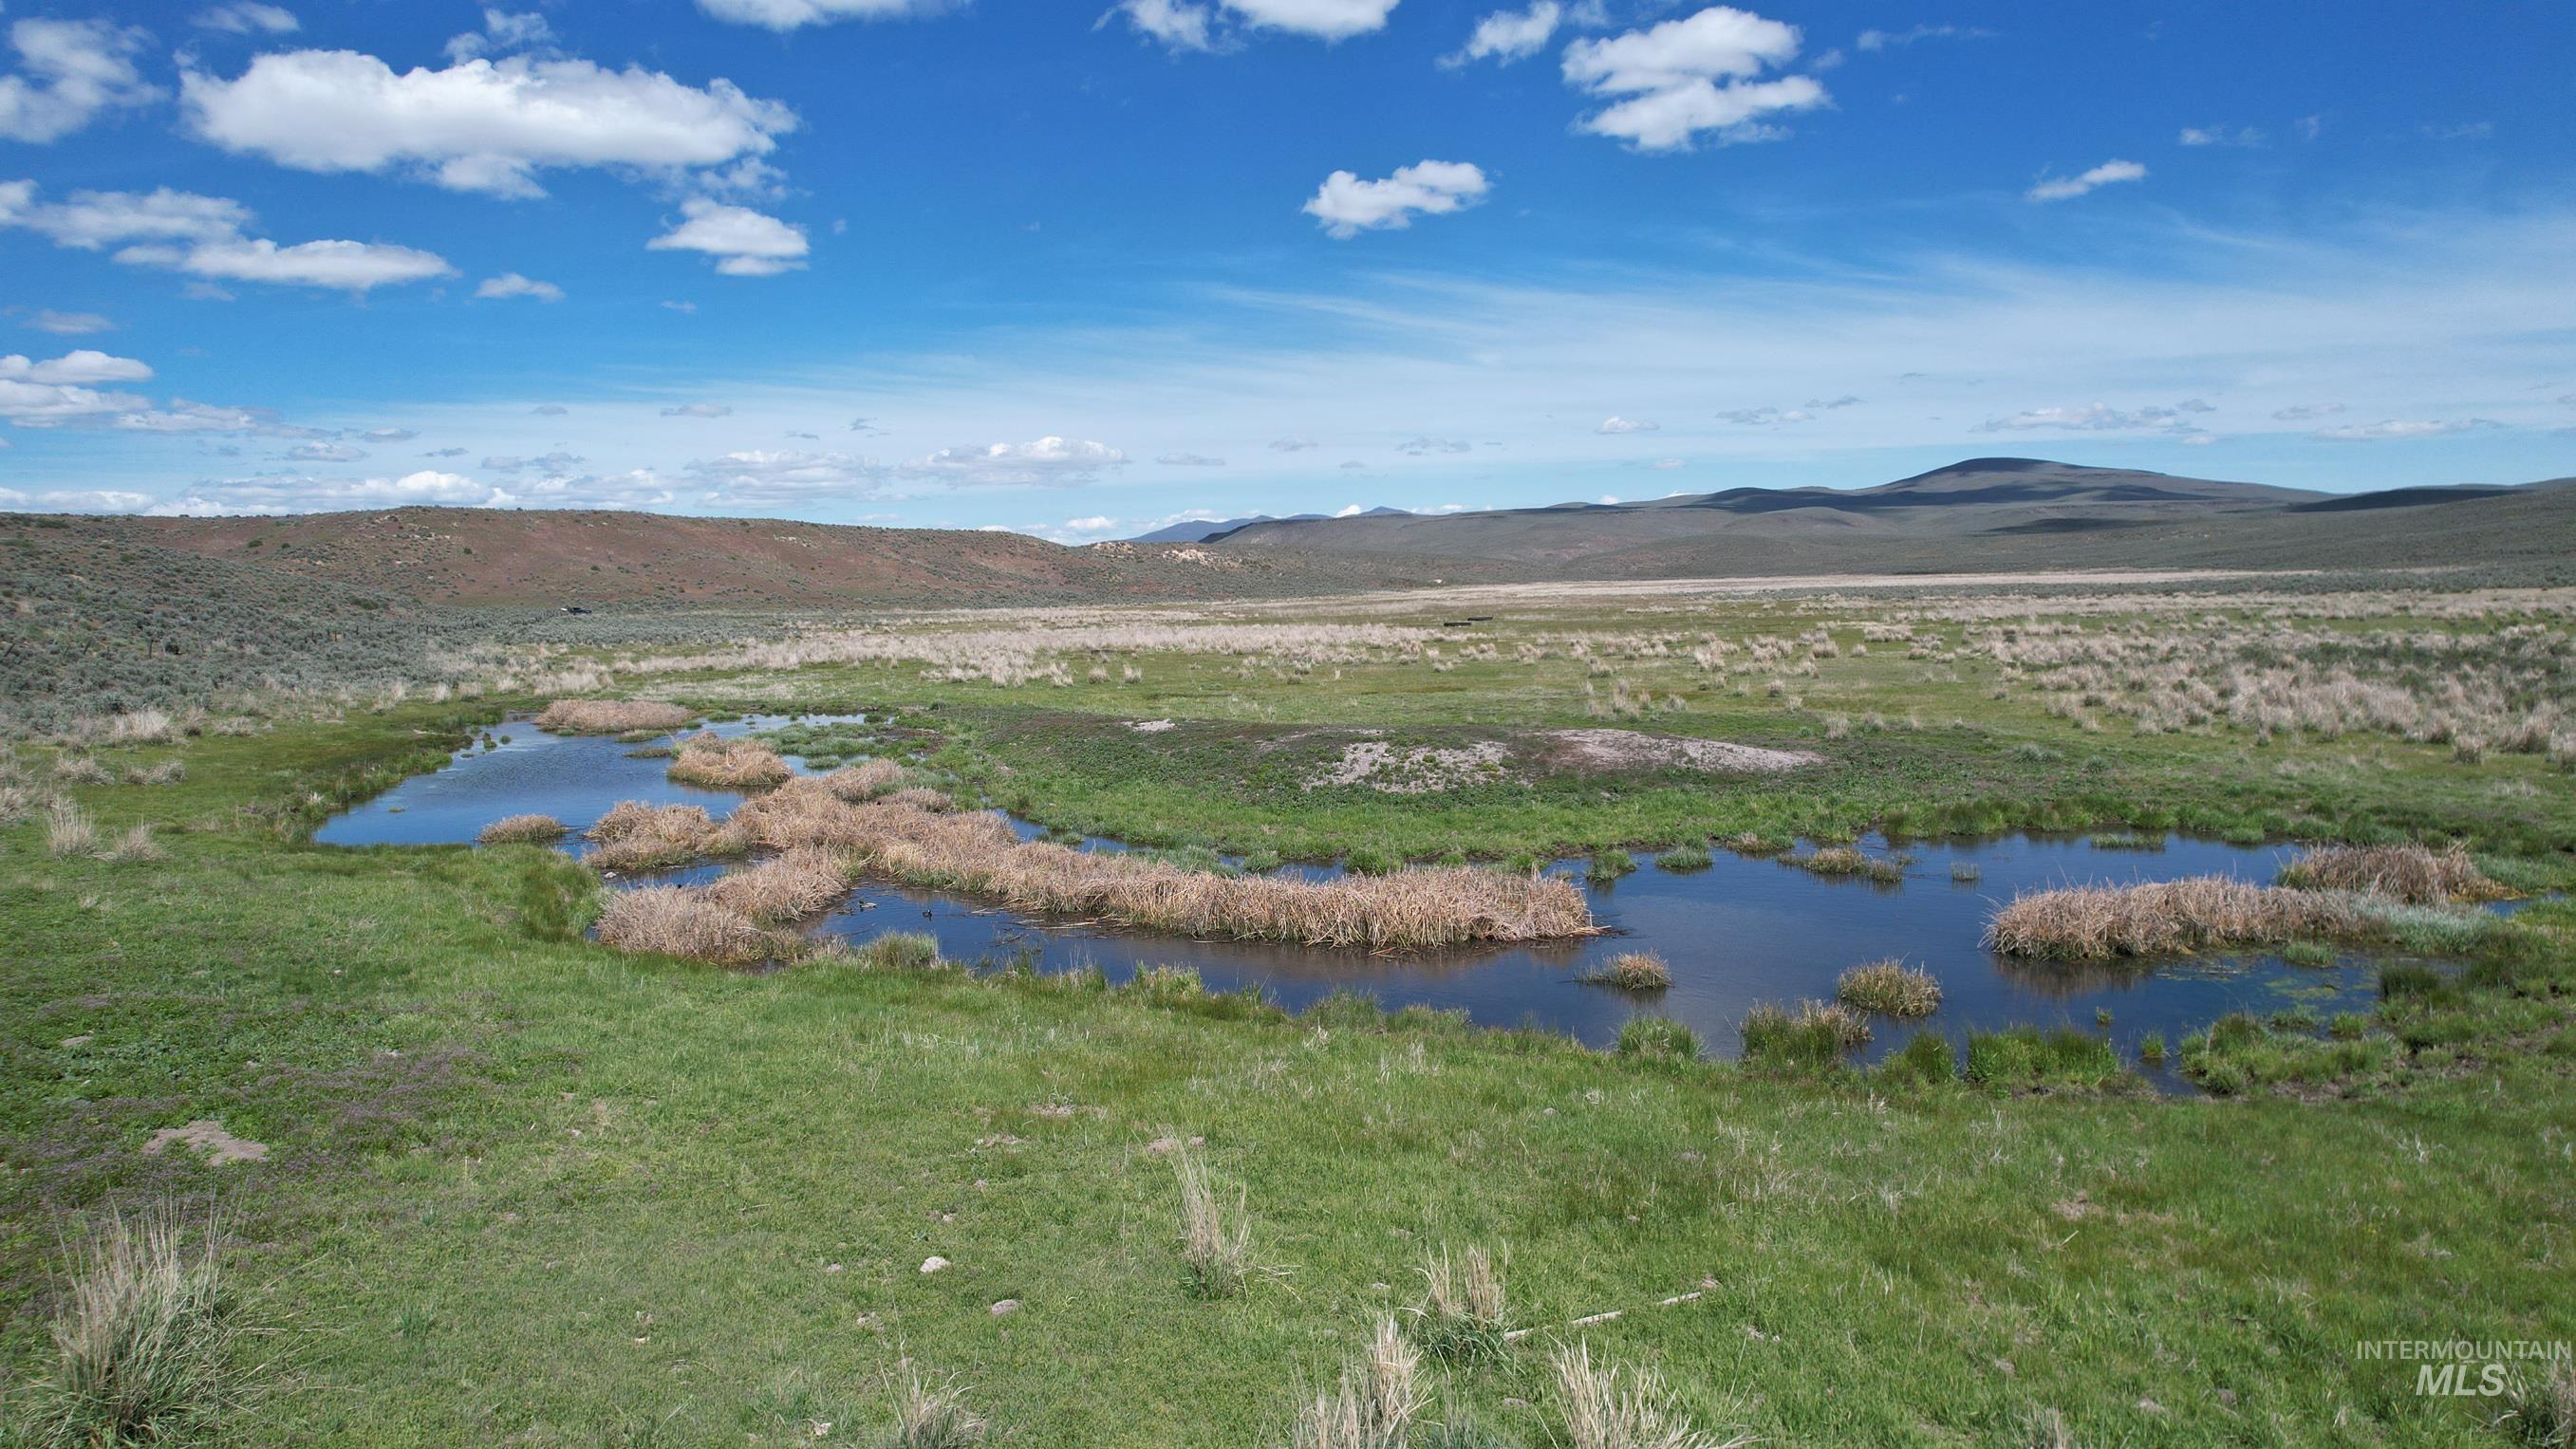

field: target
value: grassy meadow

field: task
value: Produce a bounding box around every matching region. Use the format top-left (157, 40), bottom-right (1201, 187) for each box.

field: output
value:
top-left (4, 574), bottom-right (2574, 1445)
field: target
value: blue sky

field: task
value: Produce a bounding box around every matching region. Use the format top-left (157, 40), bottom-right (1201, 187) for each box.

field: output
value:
top-left (2, 0), bottom-right (2570, 538)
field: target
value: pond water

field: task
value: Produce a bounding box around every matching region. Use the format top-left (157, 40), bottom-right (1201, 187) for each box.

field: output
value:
top-left (320, 715), bottom-right (2409, 1087)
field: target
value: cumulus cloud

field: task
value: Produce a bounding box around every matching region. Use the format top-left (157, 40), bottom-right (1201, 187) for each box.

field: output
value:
top-left (2271, 402), bottom-right (2345, 421)
top-left (481, 451), bottom-right (586, 473)
top-left (1304, 159), bottom-right (1488, 238)
top-left (647, 199), bottom-right (810, 275)
top-left (180, 51), bottom-right (797, 199)
top-left (1100, 0), bottom-right (1223, 52)
top-left (1716, 405), bottom-right (1810, 424)
top-left (2311, 418), bottom-right (2498, 441)
top-left (2179, 123), bottom-right (2264, 147)
top-left (359, 427), bottom-right (417, 441)
top-left (444, 9), bottom-right (555, 64)
top-left (1441, 2), bottom-right (1562, 66)
top-left (0, 17), bottom-right (161, 144)
top-left (1, 180), bottom-right (452, 293)
top-left (907, 436), bottom-right (1126, 488)
top-left (1155, 452), bottom-right (1226, 465)
top-left (288, 440), bottom-right (366, 462)
top-left (108, 399), bottom-right (308, 435)
top-left (195, 5), bottom-right (301, 35)
top-left (1220, 0), bottom-right (1401, 41)
top-left (1, 349), bottom-right (151, 384)
top-left (1595, 414), bottom-right (1657, 433)
top-left (660, 401), bottom-right (733, 418)
top-left (1560, 7), bottom-right (1825, 152)
top-left (476, 271), bottom-right (566, 301)
top-left (2025, 159), bottom-right (2147, 202)
top-left (25, 309), bottom-right (113, 335)
top-left (682, 451), bottom-right (887, 504)
top-left (1977, 399), bottom-right (2212, 433)
top-left (695, 0), bottom-right (961, 29)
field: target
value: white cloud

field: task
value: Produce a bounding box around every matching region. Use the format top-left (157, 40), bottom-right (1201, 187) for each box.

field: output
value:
top-left (476, 271), bottom-right (566, 302)
top-left (1561, 8), bottom-right (1825, 152)
top-left (129, 236), bottom-right (455, 293)
top-left (360, 427), bottom-right (418, 441)
top-left (1395, 437), bottom-right (1470, 454)
top-left (26, 309), bottom-right (114, 335)
top-left (0, 17), bottom-right (160, 144)
top-left (1595, 415), bottom-right (1657, 433)
top-left (195, 6), bottom-right (301, 36)
top-left (1304, 159), bottom-right (1488, 238)
top-left (1, 349), bottom-right (151, 384)
top-left (695, 0), bottom-right (960, 29)
top-left (660, 402), bottom-right (734, 418)
top-left (1442, 2), bottom-right (1560, 66)
top-left (2026, 159), bottom-right (2147, 202)
top-left (0, 378), bottom-right (149, 425)
top-left (1855, 24), bottom-right (1991, 51)
top-left (2420, 121), bottom-right (2493, 141)
top-left (482, 450), bottom-right (586, 473)
top-left (908, 437), bottom-right (1126, 488)
top-left (1715, 405), bottom-right (1810, 424)
top-left (1977, 399), bottom-right (2212, 433)
top-left (2270, 402), bottom-right (2345, 421)
top-left (1268, 437), bottom-right (1320, 451)
top-left (2, 180), bottom-right (452, 293)
top-left (2179, 124), bottom-right (2264, 147)
top-left (1155, 452), bottom-right (1226, 465)
top-left (181, 52), bottom-right (796, 199)
top-left (682, 449), bottom-right (886, 503)
top-left (445, 9), bottom-right (555, 64)
top-left (109, 399), bottom-right (295, 435)
top-left (647, 199), bottom-right (810, 275)
top-left (288, 440), bottom-right (366, 462)
top-left (1102, 0), bottom-right (1223, 52)
top-left (2311, 418), bottom-right (2498, 441)
top-left (1220, 0), bottom-right (1401, 41)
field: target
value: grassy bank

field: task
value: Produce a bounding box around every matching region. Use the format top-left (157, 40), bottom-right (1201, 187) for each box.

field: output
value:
top-left (2, 705), bottom-right (2573, 1445)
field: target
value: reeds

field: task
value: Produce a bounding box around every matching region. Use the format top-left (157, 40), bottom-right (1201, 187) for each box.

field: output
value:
top-left (21, 1205), bottom-right (252, 1448)
top-left (1579, 951), bottom-right (1673, 991)
top-left (1174, 1150), bottom-right (1253, 1299)
top-left (665, 734), bottom-right (791, 790)
top-left (592, 885), bottom-right (792, 966)
top-left (476, 813), bottom-right (567, 846)
top-left (1984, 877), bottom-right (2368, 959)
top-left (700, 845), bottom-right (852, 924)
top-left (1290, 1318), bottom-right (1422, 1449)
top-left (727, 780), bottom-right (1596, 952)
top-left (584, 801), bottom-right (745, 872)
top-left (532, 699), bottom-right (696, 735)
top-left (1836, 959), bottom-right (1941, 1017)
top-left (2276, 843), bottom-right (2509, 904)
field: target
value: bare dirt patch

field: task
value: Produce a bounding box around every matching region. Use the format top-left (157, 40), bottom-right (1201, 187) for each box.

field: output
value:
top-left (1305, 739), bottom-right (1517, 794)
top-left (143, 1120), bottom-right (270, 1166)
top-left (1537, 729), bottom-right (1819, 775)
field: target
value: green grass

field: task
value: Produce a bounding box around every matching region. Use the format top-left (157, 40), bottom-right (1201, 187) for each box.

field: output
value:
top-left (4, 579), bottom-right (2576, 1444)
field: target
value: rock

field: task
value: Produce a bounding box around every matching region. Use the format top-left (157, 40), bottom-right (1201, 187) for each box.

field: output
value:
top-left (59, 1034), bottom-right (91, 1049)
top-left (990, 1299), bottom-right (1020, 1316)
top-left (142, 1120), bottom-right (268, 1165)
top-left (919, 1255), bottom-right (950, 1274)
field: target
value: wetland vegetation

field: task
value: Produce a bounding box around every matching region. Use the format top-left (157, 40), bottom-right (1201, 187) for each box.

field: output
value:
top-left (3, 570), bottom-right (2572, 1445)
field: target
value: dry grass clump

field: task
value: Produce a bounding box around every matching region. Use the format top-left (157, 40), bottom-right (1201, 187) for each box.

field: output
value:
top-left (593, 886), bottom-right (791, 966)
top-left (1407, 1245), bottom-right (1508, 1363)
top-left (664, 734), bottom-right (792, 790)
top-left (727, 780), bottom-right (1596, 951)
top-left (1579, 951), bottom-right (1673, 991)
top-left (879, 1368), bottom-right (987, 1448)
top-left (822, 758), bottom-right (905, 801)
top-left (2277, 843), bottom-right (2509, 904)
top-left (533, 698), bottom-right (696, 735)
top-left (1175, 1150), bottom-right (1254, 1300)
top-left (885, 786), bottom-right (954, 812)
top-left (585, 801), bottom-right (746, 872)
top-left (1553, 1340), bottom-right (1745, 1449)
top-left (700, 845), bottom-right (852, 924)
top-left (1290, 1318), bottom-right (1422, 1449)
top-left (53, 754), bottom-right (114, 787)
top-left (476, 813), bottom-right (567, 846)
top-left (1986, 876), bottom-right (2367, 959)
top-left (98, 825), bottom-right (165, 864)
top-left (20, 1205), bottom-right (252, 1448)
top-left (46, 797), bottom-right (99, 858)
top-left (1836, 958), bottom-right (1942, 1017)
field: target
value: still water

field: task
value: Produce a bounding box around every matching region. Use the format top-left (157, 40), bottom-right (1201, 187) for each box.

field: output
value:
top-left (320, 716), bottom-right (2396, 1083)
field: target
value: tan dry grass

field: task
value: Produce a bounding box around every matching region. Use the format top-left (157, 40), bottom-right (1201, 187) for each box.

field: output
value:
top-left (699, 845), bottom-right (852, 925)
top-left (664, 734), bottom-right (791, 790)
top-left (1553, 1340), bottom-right (1746, 1449)
top-left (532, 699), bottom-right (696, 735)
top-left (822, 757), bottom-right (905, 801)
top-left (2276, 843), bottom-right (2510, 904)
top-left (1836, 958), bottom-right (1942, 1017)
top-left (1580, 951), bottom-right (1674, 991)
top-left (729, 779), bottom-right (1596, 951)
top-left (1985, 876), bottom-right (2366, 959)
top-left (584, 801), bottom-right (745, 872)
top-left (592, 886), bottom-right (790, 966)
top-left (1289, 1318), bottom-right (1422, 1449)
top-left (476, 813), bottom-right (567, 846)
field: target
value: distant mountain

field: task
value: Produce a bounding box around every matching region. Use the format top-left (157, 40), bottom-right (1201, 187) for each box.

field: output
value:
top-left (1199, 458), bottom-right (2576, 577)
top-left (1131, 506), bottom-right (1409, 543)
